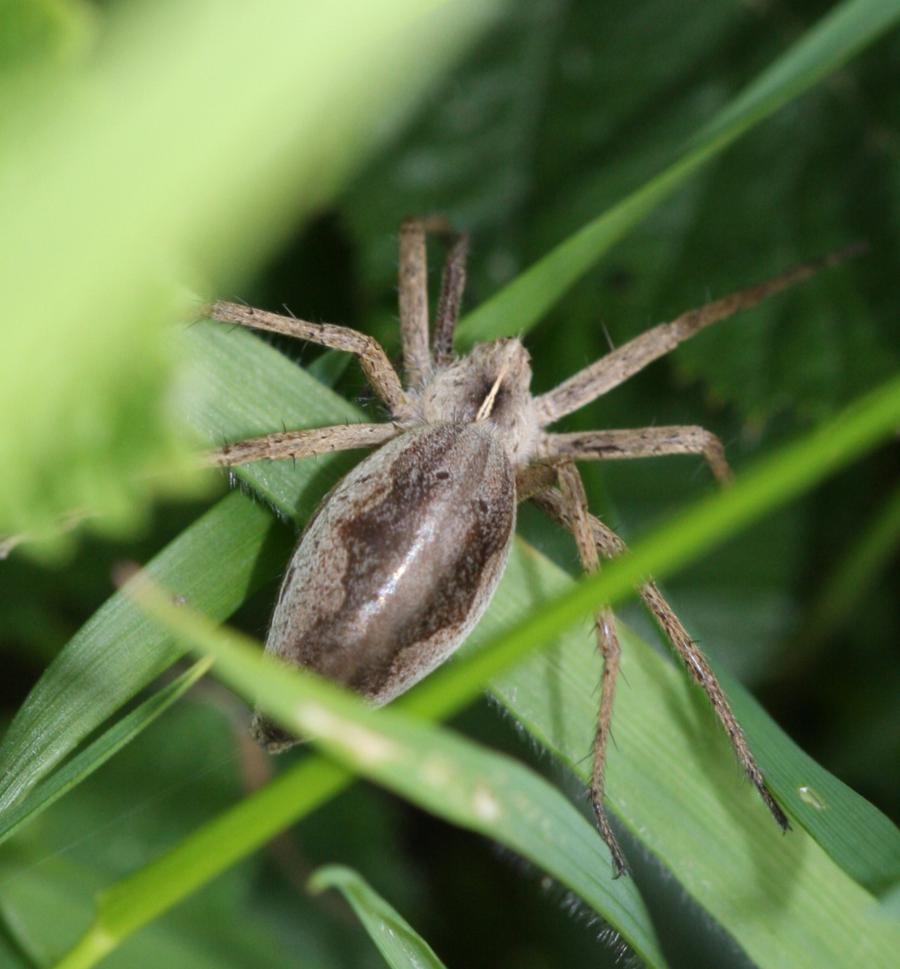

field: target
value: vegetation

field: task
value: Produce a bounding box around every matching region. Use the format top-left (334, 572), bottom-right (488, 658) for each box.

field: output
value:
top-left (1, 2), bottom-right (898, 967)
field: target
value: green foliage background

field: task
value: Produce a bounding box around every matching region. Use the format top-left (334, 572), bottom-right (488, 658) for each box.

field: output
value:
top-left (1, 1), bottom-right (898, 967)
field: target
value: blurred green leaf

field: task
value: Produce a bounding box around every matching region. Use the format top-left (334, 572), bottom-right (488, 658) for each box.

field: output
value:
top-left (0, 0), bottom-right (503, 542)
top-left (0, 0), bottom-right (93, 73)
top-left (308, 865), bottom-right (448, 969)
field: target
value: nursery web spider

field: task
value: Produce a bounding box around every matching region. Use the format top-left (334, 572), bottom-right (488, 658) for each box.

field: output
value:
top-left (208, 218), bottom-right (854, 875)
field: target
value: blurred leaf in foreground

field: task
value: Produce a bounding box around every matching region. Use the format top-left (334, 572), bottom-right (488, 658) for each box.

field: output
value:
top-left (0, 0), bottom-right (503, 545)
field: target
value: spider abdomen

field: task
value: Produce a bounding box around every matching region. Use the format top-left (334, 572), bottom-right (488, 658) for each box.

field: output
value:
top-left (253, 422), bottom-right (516, 751)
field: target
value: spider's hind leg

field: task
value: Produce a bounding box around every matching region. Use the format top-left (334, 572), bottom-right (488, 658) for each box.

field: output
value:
top-left (527, 478), bottom-right (790, 836)
top-left (553, 461), bottom-right (629, 876)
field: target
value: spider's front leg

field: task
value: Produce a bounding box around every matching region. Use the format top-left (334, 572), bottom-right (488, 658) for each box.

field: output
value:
top-left (533, 244), bottom-right (864, 427)
top-left (206, 298), bottom-right (410, 466)
top-left (205, 422), bottom-right (400, 468)
top-left (209, 301), bottom-right (410, 418)
top-left (398, 216), bottom-right (470, 387)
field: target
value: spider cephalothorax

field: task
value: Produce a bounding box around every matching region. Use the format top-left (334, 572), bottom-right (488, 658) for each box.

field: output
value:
top-left (412, 338), bottom-right (540, 463)
top-left (208, 218), bottom-right (853, 874)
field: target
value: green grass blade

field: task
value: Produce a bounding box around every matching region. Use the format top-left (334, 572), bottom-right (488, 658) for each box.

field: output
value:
top-left (0, 659), bottom-right (212, 850)
top-left (53, 580), bottom-right (667, 969)
top-left (714, 659), bottom-right (900, 895)
top-left (0, 491), bottom-right (289, 816)
top-left (454, 0), bottom-right (900, 346)
top-left (308, 865), bottom-right (448, 969)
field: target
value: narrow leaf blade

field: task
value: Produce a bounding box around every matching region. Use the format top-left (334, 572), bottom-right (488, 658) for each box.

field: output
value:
top-left (454, 0), bottom-right (900, 345)
top-left (0, 659), bottom-right (212, 849)
top-left (58, 584), bottom-right (667, 969)
top-left (307, 865), bottom-right (447, 969)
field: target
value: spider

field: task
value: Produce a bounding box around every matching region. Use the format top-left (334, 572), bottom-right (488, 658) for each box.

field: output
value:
top-left (208, 217), bottom-right (851, 875)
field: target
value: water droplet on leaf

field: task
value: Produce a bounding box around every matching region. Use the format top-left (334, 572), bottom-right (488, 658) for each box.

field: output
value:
top-left (798, 785), bottom-right (826, 810)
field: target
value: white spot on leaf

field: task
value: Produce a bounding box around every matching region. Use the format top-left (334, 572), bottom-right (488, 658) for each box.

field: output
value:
top-left (297, 704), bottom-right (400, 765)
top-left (472, 782), bottom-right (502, 822)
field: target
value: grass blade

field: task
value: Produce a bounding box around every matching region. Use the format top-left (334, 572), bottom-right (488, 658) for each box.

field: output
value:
top-left (454, 0), bottom-right (900, 345)
top-left (37, 365), bottom-right (900, 969)
top-left (53, 579), bottom-right (667, 969)
top-left (308, 865), bottom-right (448, 969)
top-left (0, 659), bottom-right (211, 849)
top-left (715, 660), bottom-right (900, 895)
top-left (0, 490), bottom-right (289, 816)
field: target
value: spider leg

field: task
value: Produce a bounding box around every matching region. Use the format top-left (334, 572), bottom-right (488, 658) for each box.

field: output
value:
top-left (432, 231), bottom-right (470, 366)
top-left (399, 217), bottom-right (470, 385)
top-left (398, 218), bottom-right (433, 391)
top-left (553, 461), bottom-right (629, 877)
top-left (209, 301), bottom-right (410, 419)
top-left (523, 470), bottom-right (790, 835)
top-left (534, 244), bottom-right (865, 426)
top-left (540, 426), bottom-right (733, 484)
top-left (205, 422), bottom-right (400, 468)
